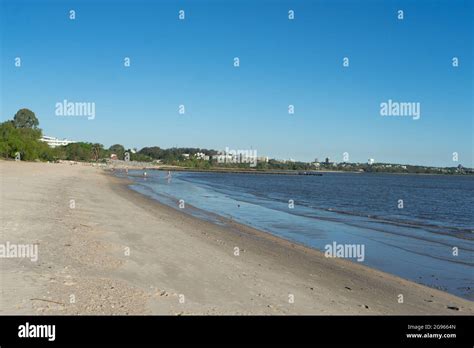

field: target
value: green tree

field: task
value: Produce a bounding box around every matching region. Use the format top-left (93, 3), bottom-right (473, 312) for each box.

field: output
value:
top-left (108, 144), bottom-right (125, 159)
top-left (13, 108), bottom-right (39, 129)
top-left (62, 142), bottom-right (93, 161)
top-left (0, 120), bottom-right (53, 160)
top-left (91, 143), bottom-right (103, 162)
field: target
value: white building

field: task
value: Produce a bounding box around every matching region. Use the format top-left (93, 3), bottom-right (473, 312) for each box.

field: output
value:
top-left (40, 135), bottom-right (76, 148)
top-left (212, 153), bottom-right (234, 162)
top-left (368, 158), bottom-right (375, 165)
top-left (195, 152), bottom-right (210, 161)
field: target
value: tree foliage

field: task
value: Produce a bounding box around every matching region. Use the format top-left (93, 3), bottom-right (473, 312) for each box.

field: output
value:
top-left (1, 108), bottom-right (470, 175)
top-left (0, 119), bottom-right (52, 161)
top-left (108, 144), bottom-right (125, 159)
top-left (13, 108), bottom-right (39, 129)
top-left (138, 146), bottom-right (217, 162)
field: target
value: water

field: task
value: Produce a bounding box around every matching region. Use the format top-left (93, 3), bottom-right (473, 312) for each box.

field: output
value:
top-left (117, 170), bottom-right (474, 300)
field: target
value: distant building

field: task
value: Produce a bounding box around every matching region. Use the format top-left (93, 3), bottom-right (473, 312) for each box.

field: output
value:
top-left (110, 154), bottom-right (118, 160)
top-left (212, 153), bottom-right (233, 162)
top-left (324, 157), bottom-right (336, 166)
top-left (40, 135), bottom-right (76, 148)
top-left (368, 158), bottom-right (375, 165)
top-left (195, 152), bottom-right (210, 161)
top-left (257, 156), bottom-right (269, 163)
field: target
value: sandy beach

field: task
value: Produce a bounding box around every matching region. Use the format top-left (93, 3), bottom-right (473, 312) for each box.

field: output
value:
top-left (0, 160), bottom-right (472, 315)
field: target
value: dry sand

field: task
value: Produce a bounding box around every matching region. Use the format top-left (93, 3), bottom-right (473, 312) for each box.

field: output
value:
top-left (0, 160), bottom-right (472, 315)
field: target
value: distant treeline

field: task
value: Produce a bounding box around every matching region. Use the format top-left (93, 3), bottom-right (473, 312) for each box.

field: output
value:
top-left (0, 108), bottom-right (470, 175)
top-left (138, 146), bottom-right (217, 166)
top-left (0, 109), bottom-right (215, 164)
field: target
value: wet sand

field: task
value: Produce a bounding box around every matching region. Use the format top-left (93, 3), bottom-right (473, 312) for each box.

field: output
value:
top-left (0, 160), bottom-right (472, 314)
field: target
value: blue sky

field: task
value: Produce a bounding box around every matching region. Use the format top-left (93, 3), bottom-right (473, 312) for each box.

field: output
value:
top-left (1, 0), bottom-right (472, 167)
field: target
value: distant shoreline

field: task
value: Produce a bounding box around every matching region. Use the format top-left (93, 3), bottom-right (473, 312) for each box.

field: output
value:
top-left (2, 158), bottom-right (472, 176)
top-left (111, 164), bottom-right (474, 177)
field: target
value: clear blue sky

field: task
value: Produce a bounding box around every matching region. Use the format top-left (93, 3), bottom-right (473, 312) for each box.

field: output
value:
top-left (1, 0), bottom-right (472, 167)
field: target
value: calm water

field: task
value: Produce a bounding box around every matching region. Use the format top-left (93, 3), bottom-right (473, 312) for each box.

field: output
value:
top-left (117, 170), bottom-right (474, 300)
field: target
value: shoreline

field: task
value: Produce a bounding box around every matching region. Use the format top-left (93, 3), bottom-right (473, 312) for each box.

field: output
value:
top-left (120, 166), bottom-right (474, 176)
top-left (1, 160), bottom-right (473, 315)
top-left (113, 171), bottom-right (474, 300)
top-left (109, 167), bottom-right (474, 312)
